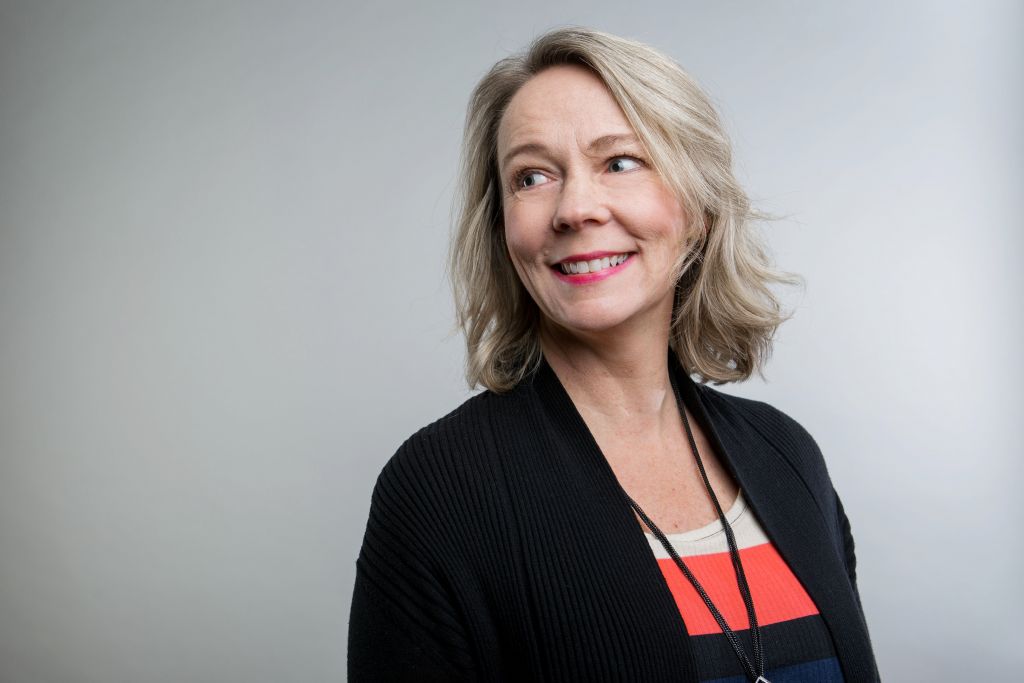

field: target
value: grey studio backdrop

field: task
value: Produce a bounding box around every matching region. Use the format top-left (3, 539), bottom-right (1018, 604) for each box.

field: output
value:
top-left (1, 1), bottom-right (1021, 681)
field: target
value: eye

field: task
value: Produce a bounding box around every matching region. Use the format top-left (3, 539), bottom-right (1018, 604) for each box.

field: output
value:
top-left (513, 170), bottom-right (551, 190)
top-left (608, 156), bottom-right (643, 173)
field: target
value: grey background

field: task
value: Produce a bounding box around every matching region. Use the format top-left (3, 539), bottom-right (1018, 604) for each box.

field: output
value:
top-left (1, 1), bottom-right (1021, 681)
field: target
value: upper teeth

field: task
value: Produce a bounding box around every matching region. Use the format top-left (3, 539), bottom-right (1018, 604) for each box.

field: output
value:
top-left (560, 254), bottom-right (629, 274)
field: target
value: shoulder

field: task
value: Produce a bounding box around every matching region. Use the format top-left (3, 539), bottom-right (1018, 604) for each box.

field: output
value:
top-left (695, 383), bottom-right (834, 491)
top-left (368, 387), bottom-right (520, 534)
top-left (381, 387), bottom-right (509, 481)
top-left (697, 384), bottom-right (820, 449)
top-left (383, 375), bottom-right (540, 474)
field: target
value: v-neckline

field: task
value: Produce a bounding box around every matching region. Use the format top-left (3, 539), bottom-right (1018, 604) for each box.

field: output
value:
top-left (525, 350), bottom-right (877, 681)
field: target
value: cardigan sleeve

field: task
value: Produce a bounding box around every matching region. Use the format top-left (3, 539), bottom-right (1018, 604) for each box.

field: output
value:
top-left (348, 565), bottom-right (473, 682)
top-left (834, 488), bottom-right (865, 610)
top-left (347, 443), bottom-right (477, 682)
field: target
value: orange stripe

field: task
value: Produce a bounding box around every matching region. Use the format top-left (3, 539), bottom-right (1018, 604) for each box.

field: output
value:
top-left (656, 542), bottom-right (819, 635)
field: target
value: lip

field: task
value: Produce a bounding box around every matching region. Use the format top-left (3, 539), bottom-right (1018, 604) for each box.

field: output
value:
top-left (554, 250), bottom-right (629, 265)
top-left (551, 252), bottom-right (634, 285)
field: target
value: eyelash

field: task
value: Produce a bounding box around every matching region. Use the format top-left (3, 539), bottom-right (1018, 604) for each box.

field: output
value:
top-left (509, 154), bottom-right (646, 192)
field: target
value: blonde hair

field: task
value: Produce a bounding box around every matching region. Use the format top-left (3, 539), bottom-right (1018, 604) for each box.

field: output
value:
top-left (450, 27), bottom-right (797, 392)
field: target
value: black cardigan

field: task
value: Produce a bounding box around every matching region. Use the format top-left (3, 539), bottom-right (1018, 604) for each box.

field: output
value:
top-left (349, 356), bottom-right (879, 681)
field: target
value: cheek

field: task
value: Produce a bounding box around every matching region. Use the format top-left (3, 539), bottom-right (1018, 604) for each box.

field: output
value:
top-left (502, 225), bottom-right (536, 293)
top-left (502, 230), bottom-right (545, 306)
top-left (650, 193), bottom-right (689, 246)
top-left (623, 179), bottom-right (688, 238)
top-left (503, 208), bottom-right (546, 264)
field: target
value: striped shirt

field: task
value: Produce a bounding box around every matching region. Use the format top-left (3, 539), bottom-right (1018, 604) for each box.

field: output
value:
top-left (645, 492), bottom-right (844, 682)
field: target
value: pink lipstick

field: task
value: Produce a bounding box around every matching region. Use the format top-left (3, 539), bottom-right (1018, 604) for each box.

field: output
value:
top-left (551, 252), bottom-right (634, 285)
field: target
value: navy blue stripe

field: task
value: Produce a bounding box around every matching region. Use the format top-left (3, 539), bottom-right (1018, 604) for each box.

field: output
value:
top-left (703, 656), bottom-right (843, 683)
top-left (690, 614), bottom-right (840, 680)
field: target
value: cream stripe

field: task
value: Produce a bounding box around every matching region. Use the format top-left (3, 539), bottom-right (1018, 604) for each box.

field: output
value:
top-left (643, 491), bottom-right (770, 559)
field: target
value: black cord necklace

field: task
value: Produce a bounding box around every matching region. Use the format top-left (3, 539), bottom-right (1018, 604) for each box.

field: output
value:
top-left (625, 386), bottom-right (769, 683)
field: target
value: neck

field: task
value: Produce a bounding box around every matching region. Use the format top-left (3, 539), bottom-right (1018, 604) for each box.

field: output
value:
top-left (539, 316), bottom-right (675, 424)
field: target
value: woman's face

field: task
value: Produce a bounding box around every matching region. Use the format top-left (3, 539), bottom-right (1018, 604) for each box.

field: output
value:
top-left (497, 64), bottom-right (689, 343)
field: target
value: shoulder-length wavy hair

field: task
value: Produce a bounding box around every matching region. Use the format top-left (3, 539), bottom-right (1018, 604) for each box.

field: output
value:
top-left (450, 27), bottom-right (797, 392)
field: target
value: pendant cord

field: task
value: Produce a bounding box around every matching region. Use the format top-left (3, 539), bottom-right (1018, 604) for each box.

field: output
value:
top-left (677, 383), bottom-right (764, 676)
top-left (626, 381), bottom-right (767, 683)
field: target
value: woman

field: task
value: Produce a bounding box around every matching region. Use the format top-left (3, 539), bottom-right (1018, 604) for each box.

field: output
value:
top-left (349, 27), bottom-right (878, 682)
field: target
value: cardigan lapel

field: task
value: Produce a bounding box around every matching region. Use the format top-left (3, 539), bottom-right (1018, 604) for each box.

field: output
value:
top-left (526, 354), bottom-right (875, 682)
top-left (669, 358), bottom-right (877, 682)
top-left (525, 357), bottom-right (701, 680)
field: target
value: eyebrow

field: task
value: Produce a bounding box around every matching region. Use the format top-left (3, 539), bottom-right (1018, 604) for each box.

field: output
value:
top-left (499, 133), bottom-right (641, 173)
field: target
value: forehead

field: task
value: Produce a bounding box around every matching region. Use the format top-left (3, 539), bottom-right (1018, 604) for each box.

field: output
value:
top-left (497, 64), bottom-right (634, 155)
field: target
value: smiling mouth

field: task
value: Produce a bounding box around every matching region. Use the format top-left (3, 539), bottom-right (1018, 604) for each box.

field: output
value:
top-left (554, 253), bottom-right (632, 275)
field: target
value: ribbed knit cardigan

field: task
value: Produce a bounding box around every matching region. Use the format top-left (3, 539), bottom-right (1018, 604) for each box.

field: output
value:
top-left (349, 355), bottom-right (880, 681)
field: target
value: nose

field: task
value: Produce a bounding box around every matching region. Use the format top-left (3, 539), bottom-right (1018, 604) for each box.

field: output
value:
top-left (552, 172), bottom-right (612, 232)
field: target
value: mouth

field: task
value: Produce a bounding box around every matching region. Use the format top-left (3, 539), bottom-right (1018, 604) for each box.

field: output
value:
top-left (554, 252), bottom-right (631, 275)
top-left (550, 251), bottom-right (635, 284)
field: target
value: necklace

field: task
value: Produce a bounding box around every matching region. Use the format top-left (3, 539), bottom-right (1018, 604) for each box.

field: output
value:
top-left (625, 384), bottom-right (770, 683)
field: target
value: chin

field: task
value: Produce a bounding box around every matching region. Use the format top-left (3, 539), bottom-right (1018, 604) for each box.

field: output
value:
top-left (548, 301), bottom-right (640, 336)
